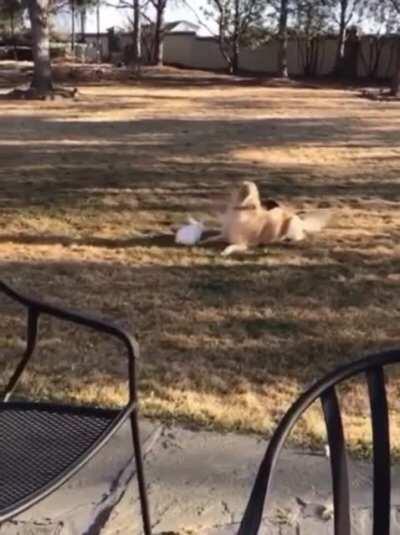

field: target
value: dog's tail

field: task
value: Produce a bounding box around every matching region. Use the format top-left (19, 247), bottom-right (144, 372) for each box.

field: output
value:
top-left (299, 209), bottom-right (333, 233)
top-left (284, 210), bottom-right (332, 241)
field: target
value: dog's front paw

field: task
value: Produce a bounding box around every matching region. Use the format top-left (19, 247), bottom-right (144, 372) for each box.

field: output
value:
top-left (221, 244), bottom-right (248, 256)
top-left (221, 246), bottom-right (233, 256)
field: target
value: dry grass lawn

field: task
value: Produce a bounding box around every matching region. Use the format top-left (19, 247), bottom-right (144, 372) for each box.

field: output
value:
top-left (0, 65), bottom-right (399, 456)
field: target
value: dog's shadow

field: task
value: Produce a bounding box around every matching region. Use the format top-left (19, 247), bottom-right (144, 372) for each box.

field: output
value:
top-left (140, 230), bottom-right (225, 250)
top-left (134, 230), bottom-right (226, 250)
top-left (144, 231), bottom-right (308, 255)
top-left (0, 230), bottom-right (309, 255)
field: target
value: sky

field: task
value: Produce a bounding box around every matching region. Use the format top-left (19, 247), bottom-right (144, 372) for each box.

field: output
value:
top-left (80, 1), bottom-right (214, 35)
top-left (56, 1), bottom-right (383, 38)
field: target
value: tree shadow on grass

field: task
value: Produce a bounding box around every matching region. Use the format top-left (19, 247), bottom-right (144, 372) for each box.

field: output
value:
top-left (0, 252), bottom-right (398, 391)
top-left (0, 111), bottom-right (399, 220)
top-left (0, 244), bottom-right (398, 454)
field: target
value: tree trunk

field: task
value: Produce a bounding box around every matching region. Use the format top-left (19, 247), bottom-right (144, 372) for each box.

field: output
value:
top-left (216, 7), bottom-right (233, 72)
top-left (80, 7), bottom-right (86, 37)
top-left (153, 1), bottom-right (165, 66)
top-left (10, 10), bottom-right (17, 60)
top-left (231, 0), bottom-right (240, 74)
top-left (390, 38), bottom-right (400, 96)
top-left (334, 1), bottom-right (347, 75)
top-left (277, 0), bottom-right (288, 78)
top-left (27, 0), bottom-right (52, 93)
top-left (232, 39), bottom-right (239, 74)
top-left (71, 0), bottom-right (76, 52)
top-left (96, 0), bottom-right (101, 62)
top-left (132, 0), bottom-right (141, 65)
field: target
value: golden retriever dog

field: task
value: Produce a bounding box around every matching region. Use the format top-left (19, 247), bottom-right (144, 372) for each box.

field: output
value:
top-left (203, 181), bottom-right (332, 256)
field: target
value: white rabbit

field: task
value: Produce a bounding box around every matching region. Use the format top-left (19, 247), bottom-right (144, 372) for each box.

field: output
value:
top-left (175, 216), bottom-right (204, 245)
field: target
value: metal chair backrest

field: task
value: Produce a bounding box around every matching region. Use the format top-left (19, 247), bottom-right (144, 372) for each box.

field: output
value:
top-left (0, 280), bottom-right (151, 534)
top-left (238, 349), bottom-right (400, 535)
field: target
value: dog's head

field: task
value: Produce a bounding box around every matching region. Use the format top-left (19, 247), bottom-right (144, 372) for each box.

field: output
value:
top-left (231, 181), bottom-right (261, 210)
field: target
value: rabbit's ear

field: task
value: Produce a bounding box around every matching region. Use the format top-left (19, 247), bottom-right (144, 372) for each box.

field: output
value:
top-left (188, 215), bottom-right (201, 225)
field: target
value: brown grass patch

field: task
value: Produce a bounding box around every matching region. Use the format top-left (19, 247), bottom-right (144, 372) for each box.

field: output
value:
top-left (0, 65), bottom-right (399, 456)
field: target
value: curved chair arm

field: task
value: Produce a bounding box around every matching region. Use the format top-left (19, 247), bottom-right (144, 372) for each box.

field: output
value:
top-left (238, 348), bottom-right (400, 535)
top-left (0, 280), bottom-right (152, 535)
top-left (0, 280), bottom-right (139, 402)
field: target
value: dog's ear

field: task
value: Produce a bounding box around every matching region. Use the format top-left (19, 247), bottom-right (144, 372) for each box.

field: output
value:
top-left (237, 183), bottom-right (251, 204)
top-left (237, 181), bottom-right (260, 207)
top-left (232, 181), bottom-right (261, 208)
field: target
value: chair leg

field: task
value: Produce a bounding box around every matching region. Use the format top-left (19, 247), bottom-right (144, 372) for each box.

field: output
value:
top-left (130, 410), bottom-right (152, 535)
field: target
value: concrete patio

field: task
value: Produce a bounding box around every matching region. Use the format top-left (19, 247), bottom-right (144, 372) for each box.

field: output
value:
top-left (2, 420), bottom-right (400, 534)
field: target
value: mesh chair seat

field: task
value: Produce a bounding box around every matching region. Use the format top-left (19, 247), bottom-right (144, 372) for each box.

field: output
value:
top-left (0, 280), bottom-right (151, 533)
top-left (0, 401), bottom-right (124, 520)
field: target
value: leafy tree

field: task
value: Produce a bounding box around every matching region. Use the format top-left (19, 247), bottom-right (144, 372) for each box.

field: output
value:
top-left (8, 0), bottom-right (85, 95)
top-left (132, 0), bottom-right (141, 63)
top-left (140, 0), bottom-right (191, 65)
top-left (326, 0), bottom-right (363, 74)
top-left (204, 0), bottom-right (266, 74)
top-left (357, 0), bottom-right (399, 78)
top-left (0, 0), bottom-right (24, 43)
top-left (66, 0), bottom-right (97, 50)
top-left (268, 0), bottom-right (330, 77)
top-left (293, 0), bottom-right (330, 35)
top-left (25, 0), bottom-right (53, 92)
top-left (277, 0), bottom-right (289, 77)
top-left (291, 0), bottom-right (331, 75)
top-left (387, 0), bottom-right (400, 94)
top-left (115, 0), bottom-right (143, 65)
top-left (135, 0), bottom-right (169, 65)
top-left (149, 0), bottom-right (167, 65)
top-left (268, 0), bottom-right (295, 77)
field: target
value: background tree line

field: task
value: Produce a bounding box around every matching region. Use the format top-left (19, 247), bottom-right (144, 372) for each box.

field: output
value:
top-left (1, 0), bottom-right (400, 95)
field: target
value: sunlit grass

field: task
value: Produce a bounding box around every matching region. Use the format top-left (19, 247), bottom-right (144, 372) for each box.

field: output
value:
top-left (0, 67), bottom-right (399, 455)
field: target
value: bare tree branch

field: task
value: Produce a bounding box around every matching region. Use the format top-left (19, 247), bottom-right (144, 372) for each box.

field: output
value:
top-left (179, 0), bottom-right (219, 36)
top-left (390, 0), bottom-right (400, 13)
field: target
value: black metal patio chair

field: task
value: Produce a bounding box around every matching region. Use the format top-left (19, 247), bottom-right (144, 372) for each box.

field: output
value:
top-left (0, 280), bottom-right (151, 534)
top-left (238, 348), bottom-right (400, 535)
